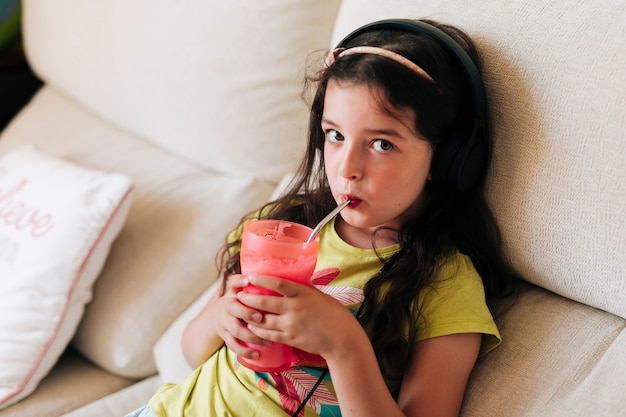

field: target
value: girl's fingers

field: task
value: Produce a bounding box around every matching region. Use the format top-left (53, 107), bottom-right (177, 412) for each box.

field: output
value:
top-left (220, 311), bottom-right (271, 354)
top-left (247, 275), bottom-right (301, 296)
top-left (226, 294), bottom-right (264, 324)
top-left (221, 332), bottom-right (264, 360)
top-left (225, 274), bottom-right (250, 292)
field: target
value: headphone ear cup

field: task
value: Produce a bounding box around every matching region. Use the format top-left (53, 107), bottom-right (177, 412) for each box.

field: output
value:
top-left (430, 132), bottom-right (463, 190)
top-left (431, 131), bottom-right (487, 192)
top-left (455, 138), bottom-right (487, 192)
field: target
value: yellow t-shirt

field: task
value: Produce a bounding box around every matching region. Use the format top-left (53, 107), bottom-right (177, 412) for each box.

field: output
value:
top-left (149, 219), bottom-right (500, 417)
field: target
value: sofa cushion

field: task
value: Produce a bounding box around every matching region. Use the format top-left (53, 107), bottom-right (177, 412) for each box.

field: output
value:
top-left (153, 282), bottom-right (219, 384)
top-left (332, 0), bottom-right (626, 319)
top-left (62, 376), bottom-right (162, 417)
top-left (0, 348), bottom-right (137, 417)
top-left (0, 146), bottom-right (132, 409)
top-left (22, 0), bottom-right (341, 183)
top-left (462, 284), bottom-right (626, 417)
top-left (0, 86), bottom-right (278, 378)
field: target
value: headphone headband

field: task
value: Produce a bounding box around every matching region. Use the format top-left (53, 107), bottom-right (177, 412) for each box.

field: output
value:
top-left (335, 19), bottom-right (489, 192)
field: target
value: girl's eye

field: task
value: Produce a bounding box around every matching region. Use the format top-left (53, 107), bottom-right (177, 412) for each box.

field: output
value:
top-left (328, 130), bottom-right (344, 142)
top-left (373, 139), bottom-right (394, 152)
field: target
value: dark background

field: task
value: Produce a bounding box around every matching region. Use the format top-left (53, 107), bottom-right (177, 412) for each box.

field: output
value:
top-left (1, 0), bottom-right (43, 133)
top-left (0, 39), bottom-right (42, 132)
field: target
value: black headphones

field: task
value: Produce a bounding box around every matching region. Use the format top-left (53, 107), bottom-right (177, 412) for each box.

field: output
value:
top-left (334, 19), bottom-right (489, 193)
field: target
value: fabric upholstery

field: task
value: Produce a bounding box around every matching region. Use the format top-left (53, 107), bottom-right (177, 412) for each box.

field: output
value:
top-left (62, 377), bottom-right (162, 417)
top-left (0, 348), bottom-right (137, 417)
top-left (153, 283), bottom-right (218, 385)
top-left (463, 284), bottom-right (626, 417)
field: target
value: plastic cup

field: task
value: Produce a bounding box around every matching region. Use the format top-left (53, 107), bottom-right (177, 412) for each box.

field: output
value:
top-left (238, 219), bottom-right (319, 372)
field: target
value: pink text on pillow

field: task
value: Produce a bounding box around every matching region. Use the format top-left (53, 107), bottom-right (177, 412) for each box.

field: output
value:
top-left (0, 168), bottom-right (55, 238)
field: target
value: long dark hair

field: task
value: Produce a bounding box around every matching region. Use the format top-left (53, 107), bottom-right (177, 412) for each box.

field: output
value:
top-left (218, 19), bottom-right (519, 389)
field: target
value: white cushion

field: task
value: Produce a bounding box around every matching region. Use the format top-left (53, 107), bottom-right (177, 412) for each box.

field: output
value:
top-left (463, 285), bottom-right (626, 417)
top-left (62, 376), bottom-right (163, 417)
top-left (153, 282), bottom-right (220, 384)
top-left (0, 146), bottom-right (133, 409)
top-left (333, 0), bottom-right (626, 318)
top-left (22, 0), bottom-right (341, 183)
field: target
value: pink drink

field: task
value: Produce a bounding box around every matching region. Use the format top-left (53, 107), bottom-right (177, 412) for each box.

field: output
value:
top-left (238, 220), bottom-right (319, 372)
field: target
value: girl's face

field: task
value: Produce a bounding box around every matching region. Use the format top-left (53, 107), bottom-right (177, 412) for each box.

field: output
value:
top-left (322, 79), bottom-right (433, 242)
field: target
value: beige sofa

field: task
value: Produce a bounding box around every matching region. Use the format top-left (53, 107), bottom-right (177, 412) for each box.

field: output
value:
top-left (0, 1), bottom-right (624, 416)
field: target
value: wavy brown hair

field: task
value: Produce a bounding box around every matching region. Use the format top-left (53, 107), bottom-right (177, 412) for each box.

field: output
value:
top-left (217, 19), bottom-right (519, 394)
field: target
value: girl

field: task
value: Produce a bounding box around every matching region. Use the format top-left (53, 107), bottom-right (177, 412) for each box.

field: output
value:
top-left (128, 18), bottom-right (518, 417)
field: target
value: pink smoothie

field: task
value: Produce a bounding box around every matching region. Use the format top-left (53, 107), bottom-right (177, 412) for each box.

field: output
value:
top-left (238, 220), bottom-right (319, 372)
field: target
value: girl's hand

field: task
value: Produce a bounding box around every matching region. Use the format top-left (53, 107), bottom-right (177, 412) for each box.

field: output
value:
top-left (235, 274), bottom-right (360, 359)
top-left (213, 274), bottom-right (272, 360)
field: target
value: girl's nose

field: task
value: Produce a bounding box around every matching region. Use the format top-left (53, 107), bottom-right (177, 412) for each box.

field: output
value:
top-left (337, 144), bottom-right (363, 181)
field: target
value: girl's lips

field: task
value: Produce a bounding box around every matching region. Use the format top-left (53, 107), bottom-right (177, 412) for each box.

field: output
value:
top-left (344, 196), bottom-right (361, 208)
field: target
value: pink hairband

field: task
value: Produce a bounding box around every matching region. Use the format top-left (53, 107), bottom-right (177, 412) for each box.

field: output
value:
top-left (325, 46), bottom-right (434, 82)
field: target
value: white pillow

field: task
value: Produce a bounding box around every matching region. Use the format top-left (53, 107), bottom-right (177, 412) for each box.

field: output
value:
top-left (0, 146), bottom-right (133, 409)
top-left (153, 282), bottom-right (220, 384)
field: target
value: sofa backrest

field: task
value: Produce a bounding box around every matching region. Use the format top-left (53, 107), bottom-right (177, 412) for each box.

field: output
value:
top-left (333, 0), bottom-right (626, 318)
top-left (21, 0), bottom-right (341, 183)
